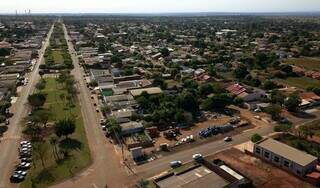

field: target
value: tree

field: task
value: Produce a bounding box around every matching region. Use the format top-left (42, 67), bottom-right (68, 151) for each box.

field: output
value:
top-left (263, 80), bottom-right (277, 90)
top-left (35, 79), bottom-right (46, 91)
top-left (33, 142), bottom-right (48, 169)
top-left (285, 92), bottom-right (301, 112)
top-left (264, 104), bottom-right (282, 120)
top-left (234, 65), bottom-right (249, 79)
top-left (251, 133), bottom-right (262, 143)
top-left (176, 91), bottom-right (199, 116)
top-left (30, 110), bottom-right (51, 127)
top-left (23, 123), bottom-right (42, 141)
top-left (202, 93), bottom-right (233, 111)
top-left (0, 101), bottom-right (11, 115)
top-left (39, 70), bottom-right (45, 78)
top-left (153, 76), bottom-right (167, 90)
top-left (49, 136), bottom-right (59, 161)
top-left (28, 93), bottom-right (46, 109)
top-left (160, 47), bottom-right (170, 57)
top-left (199, 83), bottom-right (214, 97)
top-left (270, 90), bottom-right (285, 105)
top-left (107, 118), bottom-right (121, 136)
top-left (54, 118), bottom-right (76, 138)
top-left (182, 78), bottom-right (198, 90)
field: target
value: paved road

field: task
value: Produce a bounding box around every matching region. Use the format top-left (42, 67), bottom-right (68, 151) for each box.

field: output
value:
top-left (134, 120), bottom-right (273, 178)
top-left (0, 25), bottom-right (54, 188)
top-left (50, 23), bottom-right (133, 188)
top-left (134, 108), bottom-right (320, 178)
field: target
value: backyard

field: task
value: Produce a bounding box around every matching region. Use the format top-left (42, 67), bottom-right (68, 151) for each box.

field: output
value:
top-left (284, 57), bottom-right (320, 71)
top-left (276, 77), bottom-right (320, 89)
top-left (20, 77), bottom-right (91, 187)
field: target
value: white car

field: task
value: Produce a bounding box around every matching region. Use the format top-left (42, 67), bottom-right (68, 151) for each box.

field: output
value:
top-left (224, 136), bottom-right (232, 142)
top-left (254, 115), bottom-right (261, 120)
top-left (192, 153), bottom-right (203, 161)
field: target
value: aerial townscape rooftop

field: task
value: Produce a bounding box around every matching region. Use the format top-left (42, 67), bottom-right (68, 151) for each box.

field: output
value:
top-left (0, 1), bottom-right (320, 188)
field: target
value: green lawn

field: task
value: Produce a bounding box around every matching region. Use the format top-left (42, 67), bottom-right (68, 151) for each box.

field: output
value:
top-left (277, 77), bottom-right (320, 89)
top-left (21, 78), bottom-right (91, 188)
top-left (284, 57), bottom-right (320, 71)
top-left (52, 50), bottom-right (64, 64)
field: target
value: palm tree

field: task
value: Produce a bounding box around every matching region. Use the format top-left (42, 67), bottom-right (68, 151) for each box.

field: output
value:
top-left (33, 142), bottom-right (48, 169)
top-left (49, 136), bottom-right (59, 161)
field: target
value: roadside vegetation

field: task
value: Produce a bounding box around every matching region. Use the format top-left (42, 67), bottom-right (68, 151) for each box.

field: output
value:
top-left (21, 23), bottom-right (90, 188)
top-left (41, 23), bottom-right (73, 70)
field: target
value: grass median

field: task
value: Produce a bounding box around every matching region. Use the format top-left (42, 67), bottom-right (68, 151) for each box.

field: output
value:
top-left (20, 77), bottom-right (91, 188)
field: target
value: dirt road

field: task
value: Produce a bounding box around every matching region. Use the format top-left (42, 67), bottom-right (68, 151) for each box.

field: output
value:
top-left (49, 22), bottom-right (135, 188)
top-left (0, 25), bottom-right (54, 188)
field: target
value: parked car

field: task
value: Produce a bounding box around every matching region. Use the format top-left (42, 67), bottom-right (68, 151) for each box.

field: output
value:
top-left (192, 153), bottom-right (203, 161)
top-left (224, 136), bottom-right (232, 142)
top-left (14, 170), bottom-right (27, 177)
top-left (21, 158), bottom-right (32, 163)
top-left (170, 160), bottom-right (182, 168)
top-left (17, 162), bottom-right (31, 170)
top-left (254, 115), bottom-right (261, 120)
top-left (20, 141), bottom-right (31, 146)
top-left (19, 151), bottom-right (32, 158)
top-left (10, 174), bottom-right (25, 182)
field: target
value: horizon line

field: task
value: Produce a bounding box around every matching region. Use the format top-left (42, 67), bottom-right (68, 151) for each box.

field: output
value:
top-left (0, 11), bottom-right (320, 16)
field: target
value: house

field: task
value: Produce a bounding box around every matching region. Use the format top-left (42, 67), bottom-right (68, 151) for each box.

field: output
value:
top-left (226, 83), bottom-right (266, 102)
top-left (254, 138), bottom-right (317, 176)
top-left (90, 69), bottom-right (114, 89)
top-left (299, 92), bottom-right (320, 109)
top-left (130, 87), bottom-right (162, 97)
top-left (120, 121), bottom-right (144, 136)
top-left (104, 94), bottom-right (136, 110)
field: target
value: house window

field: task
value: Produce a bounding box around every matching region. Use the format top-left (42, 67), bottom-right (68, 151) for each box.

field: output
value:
top-left (264, 152), bottom-right (270, 158)
top-left (255, 148), bottom-right (261, 154)
top-left (284, 161), bottom-right (290, 167)
top-left (274, 156), bottom-right (280, 162)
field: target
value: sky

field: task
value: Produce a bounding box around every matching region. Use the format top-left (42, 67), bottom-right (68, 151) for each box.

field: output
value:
top-left (0, 0), bottom-right (320, 14)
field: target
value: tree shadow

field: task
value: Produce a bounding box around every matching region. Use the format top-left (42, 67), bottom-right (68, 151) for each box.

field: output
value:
top-left (290, 111), bottom-right (316, 119)
top-left (59, 138), bottom-right (82, 151)
top-left (35, 169), bottom-right (55, 184)
top-left (0, 126), bottom-right (8, 135)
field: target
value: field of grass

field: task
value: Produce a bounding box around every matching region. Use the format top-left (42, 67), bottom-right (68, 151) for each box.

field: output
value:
top-left (21, 78), bottom-right (91, 188)
top-left (52, 50), bottom-right (64, 64)
top-left (277, 77), bottom-right (320, 89)
top-left (284, 57), bottom-right (320, 71)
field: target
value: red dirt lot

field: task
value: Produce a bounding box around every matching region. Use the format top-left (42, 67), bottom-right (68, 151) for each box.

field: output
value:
top-left (211, 148), bottom-right (314, 188)
top-left (152, 116), bottom-right (232, 148)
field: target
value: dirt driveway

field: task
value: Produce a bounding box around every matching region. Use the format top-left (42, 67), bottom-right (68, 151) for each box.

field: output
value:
top-left (210, 148), bottom-right (314, 188)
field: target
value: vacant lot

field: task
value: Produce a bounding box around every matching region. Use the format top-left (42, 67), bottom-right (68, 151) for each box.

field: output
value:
top-left (210, 148), bottom-right (313, 188)
top-left (284, 57), bottom-right (320, 71)
top-left (21, 78), bottom-right (91, 188)
top-left (277, 77), bottom-right (320, 89)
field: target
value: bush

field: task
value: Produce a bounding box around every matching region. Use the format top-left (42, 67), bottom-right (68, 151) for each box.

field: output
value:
top-left (274, 124), bottom-right (292, 132)
top-left (251, 133), bottom-right (262, 143)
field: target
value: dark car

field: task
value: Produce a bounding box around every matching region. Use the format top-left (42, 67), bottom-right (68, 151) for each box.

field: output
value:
top-left (21, 158), bottom-right (32, 163)
top-left (10, 174), bottom-right (24, 183)
top-left (19, 151), bottom-right (32, 158)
